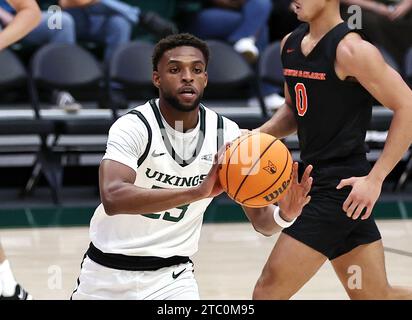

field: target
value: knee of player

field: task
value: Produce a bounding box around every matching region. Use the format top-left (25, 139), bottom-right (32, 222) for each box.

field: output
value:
top-left (346, 284), bottom-right (392, 300)
top-left (252, 275), bottom-right (272, 300)
top-left (252, 281), bottom-right (266, 300)
top-left (253, 276), bottom-right (289, 300)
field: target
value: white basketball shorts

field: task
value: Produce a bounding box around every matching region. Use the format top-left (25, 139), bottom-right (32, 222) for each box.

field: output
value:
top-left (71, 257), bottom-right (199, 300)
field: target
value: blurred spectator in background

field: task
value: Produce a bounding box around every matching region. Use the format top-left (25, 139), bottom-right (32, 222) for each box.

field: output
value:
top-left (0, 0), bottom-right (40, 300)
top-left (59, 0), bottom-right (177, 62)
top-left (179, 0), bottom-right (286, 110)
top-left (341, 0), bottom-right (412, 67)
top-left (0, 0), bottom-right (41, 50)
top-left (0, 0), bottom-right (80, 112)
top-left (0, 0), bottom-right (75, 47)
top-left (180, 0), bottom-right (273, 64)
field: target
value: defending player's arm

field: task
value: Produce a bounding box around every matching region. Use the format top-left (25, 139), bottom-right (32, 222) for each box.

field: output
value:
top-left (258, 33), bottom-right (298, 139)
top-left (241, 163), bottom-right (312, 236)
top-left (0, 0), bottom-right (41, 51)
top-left (335, 33), bottom-right (412, 220)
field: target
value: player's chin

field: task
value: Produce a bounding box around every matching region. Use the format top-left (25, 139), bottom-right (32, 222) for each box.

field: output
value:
top-left (177, 93), bottom-right (199, 109)
top-left (294, 9), bottom-right (310, 22)
top-left (296, 13), bottom-right (309, 22)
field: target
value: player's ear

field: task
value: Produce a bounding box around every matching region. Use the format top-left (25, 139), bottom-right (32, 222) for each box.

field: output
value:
top-left (204, 71), bottom-right (208, 87)
top-left (152, 71), bottom-right (160, 89)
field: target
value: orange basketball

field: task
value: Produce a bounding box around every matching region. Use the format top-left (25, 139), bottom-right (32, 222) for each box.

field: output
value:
top-left (219, 132), bottom-right (293, 207)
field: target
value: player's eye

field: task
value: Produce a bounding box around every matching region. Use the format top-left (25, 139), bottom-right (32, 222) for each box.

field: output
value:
top-left (193, 67), bottom-right (203, 74)
top-left (169, 67), bottom-right (179, 73)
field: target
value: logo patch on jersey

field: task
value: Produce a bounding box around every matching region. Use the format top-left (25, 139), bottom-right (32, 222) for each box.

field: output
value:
top-left (145, 168), bottom-right (207, 187)
top-left (283, 68), bottom-right (326, 81)
top-left (200, 154), bottom-right (213, 163)
top-left (152, 150), bottom-right (166, 158)
top-left (172, 268), bottom-right (186, 279)
top-left (286, 48), bottom-right (295, 53)
top-left (263, 161), bottom-right (277, 175)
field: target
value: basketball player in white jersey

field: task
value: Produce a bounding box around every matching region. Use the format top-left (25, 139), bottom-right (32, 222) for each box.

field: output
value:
top-left (0, 0), bottom-right (40, 300)
top-left (71, 33), bottom-right (312, 300)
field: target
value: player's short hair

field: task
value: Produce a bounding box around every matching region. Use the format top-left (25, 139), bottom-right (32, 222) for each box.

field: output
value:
top-left (152, 33), bottom-right (210, 71)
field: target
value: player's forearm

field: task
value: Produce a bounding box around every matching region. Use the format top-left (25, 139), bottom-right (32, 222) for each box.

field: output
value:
top-left (258, 104), bottom-right (297, 138)
top-left (0, 5), bottom-right (40, 50)
top-left (242, 205), bottom-right (283, 236)
top-left (101, 183), bottom-right (204, 216)
top-left (369, 106), bottom-right (412, 183)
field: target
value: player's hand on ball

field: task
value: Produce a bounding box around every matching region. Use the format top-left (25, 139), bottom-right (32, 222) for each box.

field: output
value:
top-left (337, 175), bottom-right (382, 220)
top-left (278, 163), bottom-right (313, 221)
top-left (197, 143), bottom-right (230, 199)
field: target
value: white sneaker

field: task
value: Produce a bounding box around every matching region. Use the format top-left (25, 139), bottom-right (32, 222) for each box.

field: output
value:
top-left (233, 37), bottom-right (259, 63)
top-left (0, 283), bottom-right (32, 300)
top-left (248, 93), bottom-right (285, 111)
top-left (54, 90), bottom-right (82, 113)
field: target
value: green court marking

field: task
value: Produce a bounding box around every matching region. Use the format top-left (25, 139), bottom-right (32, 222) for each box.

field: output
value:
top-left (0, 200), bottom-right (411, 229)
top-left (0, 207), bottom-right (95, 229)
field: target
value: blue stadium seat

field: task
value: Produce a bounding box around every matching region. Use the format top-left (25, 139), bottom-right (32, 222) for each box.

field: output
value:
top-left (108, 41), bottom-right (156, 114)
top-left (404, 46), bottom-right (412, 88)
top-left (204, 40), bottom-right (268, 119)
top-left (0, 49), bottom-right (57, 201)
top-left (28, 44), bottom-right (112, 201)
top-left (259, 41), bottom-right (284, 87)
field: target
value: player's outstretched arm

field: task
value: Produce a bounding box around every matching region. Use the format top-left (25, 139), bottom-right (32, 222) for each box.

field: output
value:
top-left (241, 163), bottom-right (312, 236)
top-left (0, 0), bottom-right (41, 51)
top-left (335, 33), bottom-right (412, 220)
top-left (100, 149), bottom-right (225, 216)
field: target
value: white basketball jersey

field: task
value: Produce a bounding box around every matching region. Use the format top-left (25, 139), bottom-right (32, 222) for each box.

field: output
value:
top-left (89, 99), bottom-right (240, 258)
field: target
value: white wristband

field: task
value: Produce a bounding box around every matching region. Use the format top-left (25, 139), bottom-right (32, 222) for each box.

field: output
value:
top-left (273, 206), bottom-right (296, 228)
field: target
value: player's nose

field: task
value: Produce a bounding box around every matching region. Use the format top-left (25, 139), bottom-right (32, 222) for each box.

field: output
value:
top-left (181, 68), bottom-right (194, 82)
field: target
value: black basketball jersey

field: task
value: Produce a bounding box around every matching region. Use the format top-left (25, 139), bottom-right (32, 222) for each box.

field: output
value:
top-left (281, 22), bottom-right (373, 165)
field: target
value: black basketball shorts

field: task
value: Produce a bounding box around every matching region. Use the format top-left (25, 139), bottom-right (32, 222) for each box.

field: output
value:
top-left (282, 155), bottom-right (382, 260)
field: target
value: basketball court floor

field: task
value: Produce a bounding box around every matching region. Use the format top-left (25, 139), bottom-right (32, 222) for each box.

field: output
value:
top-left (2, 219), bottom-right (412, 300)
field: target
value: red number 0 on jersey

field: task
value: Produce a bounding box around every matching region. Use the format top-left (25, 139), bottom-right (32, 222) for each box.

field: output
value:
top-left (294, 83), bottom-right (308, 116)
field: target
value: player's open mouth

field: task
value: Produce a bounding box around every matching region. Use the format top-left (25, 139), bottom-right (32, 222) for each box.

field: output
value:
top-left (178, 86), bottom-right (197, 98)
